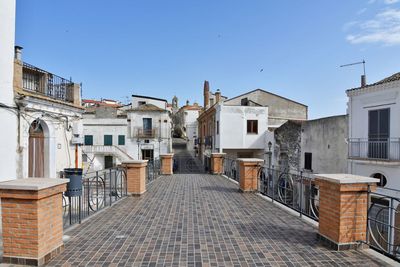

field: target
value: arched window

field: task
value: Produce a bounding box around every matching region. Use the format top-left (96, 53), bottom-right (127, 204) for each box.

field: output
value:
top-left (371, 173), bottom-right (387, 187)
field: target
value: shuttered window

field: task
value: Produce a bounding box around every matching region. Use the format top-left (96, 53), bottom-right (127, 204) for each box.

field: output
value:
top-left (84, 135), bottom-right (93, 145)
top-left (118, 135), bottom-right (125, 145)
top-left (247, 120), bottom-right (258, 134)
top-left (104, 135), bottom-right (113, 146)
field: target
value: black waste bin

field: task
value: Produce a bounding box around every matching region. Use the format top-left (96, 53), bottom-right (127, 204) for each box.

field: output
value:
top-left (64, 168), bottom-right (83, 197)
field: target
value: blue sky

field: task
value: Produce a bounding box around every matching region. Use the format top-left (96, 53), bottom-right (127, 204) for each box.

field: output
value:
top-left (16, 0), bottom-right (400, 119)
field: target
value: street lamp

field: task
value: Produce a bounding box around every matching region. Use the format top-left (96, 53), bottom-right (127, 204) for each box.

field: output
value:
top-left (137, 138), bottom-right (140, 160)
top-left (267, 141), bottom-right (272, 169)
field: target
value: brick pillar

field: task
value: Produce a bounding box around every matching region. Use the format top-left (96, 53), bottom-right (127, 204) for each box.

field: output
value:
top-left (0, 178), bottom-right (68, 266)
top-left (211, 153), bottom-right (225, 175)
top-left (237, 158), bottom-right (264, 192)
top-left (316, 174), bottom-right (379, 250)
top-left (121, 160), bottom-right (148, 196)
top-left (160, 154), bottom-right (174, 175)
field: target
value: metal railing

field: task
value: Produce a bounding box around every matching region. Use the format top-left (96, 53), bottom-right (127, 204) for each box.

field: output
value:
top-left (223, 157), bottom-right (239, 182)
top-left (62, 167), bottom-right (127, 228)
top-left (146, 159), bottom-right (161, 184)
top-left (258, 167), bottom-right (319, 221)
top-left (349, 138), bottom-right (400, 161)
top-left (22, 62), bottom-right (74, 103)
top-left (133, 127), bottom-right (158, 138)
top-left (366, 187), bottom-right (400, 261)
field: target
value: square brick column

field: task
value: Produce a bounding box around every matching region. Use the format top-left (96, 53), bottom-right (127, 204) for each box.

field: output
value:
top-left (121, 160), bottom-right (148, 196)
top-left (316, 174), bottom-right (379, 250)
top-left (237, 158), bottom-right (264, 192)
top-left (160, 154), bottom-right (174, 175)
top-left (211, 153), bottom-right (225, 175)
top-left (0, 178), bottom-right (68, 266)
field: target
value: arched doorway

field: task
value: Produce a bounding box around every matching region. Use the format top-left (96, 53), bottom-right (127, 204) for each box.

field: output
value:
top-left (29, 119), bottom-right (45, 177)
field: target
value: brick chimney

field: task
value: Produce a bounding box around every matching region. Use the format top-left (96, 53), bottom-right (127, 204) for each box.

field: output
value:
top-left (204, 80), bottom-right (210, 108)
top-left (215, 89), bottom-right (221, 103)
top-left (14, 46), bottom-right (23, 61)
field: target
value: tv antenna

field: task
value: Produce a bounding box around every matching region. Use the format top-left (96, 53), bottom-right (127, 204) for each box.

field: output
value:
top-left (340, 59), bottom-right (366, 76)
top-left (340, 59), bottom-right (367, 87)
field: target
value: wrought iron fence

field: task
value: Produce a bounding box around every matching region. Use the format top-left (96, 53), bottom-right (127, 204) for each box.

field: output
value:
top-left (258, 167), bottom-right (319, 221)
top-left (366, 187), bottom-right (400, 261)
top-left (22, 62), bottom-right (74, 103)
top-left (348, 138), bottom-right (400, 161)
top-left (147, 158), bottom-right (161, 184)
top-left (62, 167), bottom-right (127, 228)
top-left (173, 155), bottom-right (206, 174)
top-left (223, 157), bottom-right (239, 182)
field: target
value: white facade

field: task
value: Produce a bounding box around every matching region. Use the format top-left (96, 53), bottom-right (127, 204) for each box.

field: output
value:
top-left (0, 0), bottom-right (17, 181)
top-left (127, 109), bottom-right (172, 160)
top-left (215, 104), bottom-right (272, 159)
top-left (18, 97), bottom-right (83, 178)
top-left (82, 114), bottom-right (131, 172)
top-left (347, 77), bottom-right (400, 194)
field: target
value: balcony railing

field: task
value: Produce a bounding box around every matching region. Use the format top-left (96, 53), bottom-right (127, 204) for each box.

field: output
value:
top-left (133, 127), bottom-right (158, 138)
top-left (22, 62), bottom-right (75, 103)
top-left (348, 138), bottom-right (400, 161)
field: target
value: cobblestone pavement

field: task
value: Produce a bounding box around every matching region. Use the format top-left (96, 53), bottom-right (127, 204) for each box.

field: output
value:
top-left (47, 174), bottom-right (389, 267)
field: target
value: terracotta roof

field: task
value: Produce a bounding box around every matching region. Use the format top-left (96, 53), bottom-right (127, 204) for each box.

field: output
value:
top-left (347, 72), bottom-right (400, 92)
top-left (131, 104), bottom-right (165, 112)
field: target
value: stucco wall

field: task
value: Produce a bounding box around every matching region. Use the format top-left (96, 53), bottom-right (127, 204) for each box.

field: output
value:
top-left (300, 115), bottom-right (348, 174)
top-left (0, 0), bottom-right (17, 181)
top-left (216, 104), bottom-right (268, 151)
top-left (224, 89), bottom-right (307, 125)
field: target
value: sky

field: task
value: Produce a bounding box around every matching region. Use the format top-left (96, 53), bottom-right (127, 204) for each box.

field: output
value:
top-left (16, 0), bottom-right (400, 119)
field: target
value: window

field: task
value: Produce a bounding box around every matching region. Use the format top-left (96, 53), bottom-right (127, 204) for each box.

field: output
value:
top-left (138, 101), bottom-right (146, 106)
top-left (368, 108), bottom-right (390, 159)
top-left (210, 98), bottom-right (214, 106)
top-left (372, 173), bottom-right (387, 187)
top-left (84, 135), bottom-right (93, 145)
top-left (304, 152), bottom-right (312, 170)
top-left (118, 135), bottom-right (125, 145)
top-left (241, 98), bottom-right (248, 106)
top-left (216, 121), bottom-right (219, 135)
top-left (104, 135), bottom-right (113, 146)
top-left (247, 120), bottom-right (258, 134)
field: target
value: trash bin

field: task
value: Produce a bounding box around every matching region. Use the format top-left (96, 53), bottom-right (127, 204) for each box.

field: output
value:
top-left (63, 168), bottom-right (83, 197)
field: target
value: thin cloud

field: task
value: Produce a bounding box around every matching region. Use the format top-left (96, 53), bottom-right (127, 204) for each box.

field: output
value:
top-left (346, 8), bottom-right (400, 45)
top-left (384, 0), bottom-right (399, 4)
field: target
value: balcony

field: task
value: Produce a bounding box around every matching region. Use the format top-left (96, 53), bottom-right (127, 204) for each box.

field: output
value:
top-left (18, 62), bottom-right (78, 104)
top-left (348, 138), bottom-right (400, 161)
top-left (133, 127), bottom-right (158, 138)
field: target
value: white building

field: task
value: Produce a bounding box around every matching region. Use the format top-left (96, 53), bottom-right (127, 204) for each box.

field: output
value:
top-left (347, 72), bottom-right (400, 193)
top-left (127, 95), bottom-right (172, 160)
top-left (175, 102), bottom-right (202, 151)
top-left (13, 48), bottom-right (84, 178)
top-left (82, 95), bottom-right (172, 171)
top-left (215, 104), bottom-right (270, 159)
top-left (82, 106), bottom-right (132, 172)
top-left (0, 0), bottom-right (18, 181)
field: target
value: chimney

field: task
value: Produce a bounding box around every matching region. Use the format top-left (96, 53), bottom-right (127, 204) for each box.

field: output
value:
top-left (203, 80), bottom-right (210, 108)
top-left (215, 89), bottom-right (221, 103)
top-left (361, 75), bottom-right (366, 87)
top-left (14, 46), bottom-right (23, 61)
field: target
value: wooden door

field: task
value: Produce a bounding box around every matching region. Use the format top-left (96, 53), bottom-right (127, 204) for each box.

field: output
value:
top-left (28, 121), bottom-right (45, 177)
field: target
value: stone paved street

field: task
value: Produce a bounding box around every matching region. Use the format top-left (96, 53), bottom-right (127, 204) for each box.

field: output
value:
top-left (47, 174), bottom-right (388, 267)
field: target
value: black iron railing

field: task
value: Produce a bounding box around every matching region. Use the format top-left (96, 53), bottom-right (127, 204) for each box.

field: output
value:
top-left (349, 138), bottom-right (400, 161)
top-left (366, 187), bottom-right (400, 261)
top-left (22, 62), bottom-right (75, 103)
top-left (258, 167), bottom-right (319, 221)
top-left (62, 167), bottom-right (127, 228)
top-left (146, 159), bottom-right (161, 184)
top-left (223, 157), bottom-right (239, 182)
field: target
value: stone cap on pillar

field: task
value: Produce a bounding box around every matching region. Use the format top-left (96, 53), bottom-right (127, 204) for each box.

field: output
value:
top-left (160, 154), bottom-right (174, 158)
top-left (316, 174), bottom-right (379, 184)
top-left (122, 160), bottom-right (148, 167)
top-left (211, 153), bottom-right (226, 158)
top-left (0, 178), bottom-right (68, 200)
top-left (237, 158), bottom-right (264, 166)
